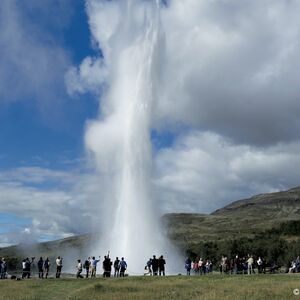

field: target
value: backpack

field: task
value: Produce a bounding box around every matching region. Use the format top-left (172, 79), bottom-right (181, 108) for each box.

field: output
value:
top-left (84, 260), bottom-right (90, 268)
top-left (38, 260), bottom-right (43, 269)
top-left (44, 260), bottom-right (49, 268)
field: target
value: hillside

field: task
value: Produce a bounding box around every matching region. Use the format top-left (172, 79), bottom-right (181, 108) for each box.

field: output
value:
top-left (164, 186), bottom-right (300, 249)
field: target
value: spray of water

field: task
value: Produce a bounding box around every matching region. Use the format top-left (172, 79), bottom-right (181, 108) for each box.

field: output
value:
top-left (85, 0), bottom-right (181, 274)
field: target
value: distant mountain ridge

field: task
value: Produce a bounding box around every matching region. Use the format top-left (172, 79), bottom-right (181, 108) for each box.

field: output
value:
top-left (212, 186), bottom-right (300, 216)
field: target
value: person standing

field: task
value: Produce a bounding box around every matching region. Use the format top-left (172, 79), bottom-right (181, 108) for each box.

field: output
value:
top-left (119, 257), bottom-right (127, 277)
top-left (44, 258), bottom-right (50, 279)
top-left (102, 256), bottom-right (112, 277)
top-left (198, 258), bottom-right (204, 275)
top-left (247, 255), bottom-right (254, 275)
top-left (152, 255), bottom-right (159, 276)
top-left (158, 255), bottom-right (166, 276)
top-left (56, 256), bottom-right (63, 278)
top-left (38, 257), bottom-right (44, 278)
top-left (0, 258), bottom-right (7, 279)
top-left (24, 257), bottom-right (32, 279)
top-left (84, 257), bottom-right (91, 278)
top-left (233, 255), bottom-right (240, 275)
top-left (146, 258), bottom-right (152, 275)
top-left (257, 257), bottom-right (263, 274)
top-left (76, 259), bottom-right (84, 278)
top-left (22, 259), bottom-right (27, 279)
top-left (91, 256), bottom-right (100, 278)
top-left (185, 257), bottom-right (192, 276)
top-left (114, 257), bottom-right (120, 277)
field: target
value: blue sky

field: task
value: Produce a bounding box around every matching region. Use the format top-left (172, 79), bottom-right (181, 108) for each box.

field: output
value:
top-left (0, 0), bottom-right (100, 245)
top-left (2, 0), bottom-right (300, 247)
top-left (0, 1), bottom-right (96, 170)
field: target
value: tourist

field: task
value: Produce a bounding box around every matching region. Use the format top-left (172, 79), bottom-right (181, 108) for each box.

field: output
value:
top-left (208, 260), bottom-right (213, 273)
top-left (144, 265), bottom-right (151, 276)
top-left (102, 256), bottom-right (112, 277)
top-left (56, 256), bottom-right (63, 278)
top-left (247, 255), bottom-right (254, 275)
top-left (233, 255), bottom-right (240, 274)
top-left (91, 256), bottom-right (100, 278)
top-left (76, 259), bottom-right (84, 278)
top-left (185, 257), bottom-right (192, 276)
top-left (240, 257), bottom-right (247, 274)
top-left (198, 258), bottom-right (204, 275)
top-left (37, 257), bottom-right (44, 278)
top-left (158, 255), bottom-right (166, 276)
top-left (23, 257), bottom-right (33, 279)
top-left (119, 257), bottom-right (127, 277)
top-left (44, 258), bottom-right (50, 279)
top-left (146, 258), bottom-right (152, 275)
top-left (205, 260), bottom-right (212, 274)
top-left (152, 255), bottom-right (159, 276)
top-left (84, 257), bottom-right (91, 278)
top-left (289, 260), bottom-right (296, 273)
top-left (257, 257), bottom-right (263, 274)
top-left (193, 259), bottom-right (199, 275)
top-left (22, 259), bottom-right (27, 279)
top-left (114, 257), bottom-right (120, 277)
top-left (0, 258), bottom-right (7, 279)
top-left (220, 256), bottom-right (227, 274)
top-left (296, 256), bottom-right (300, 272)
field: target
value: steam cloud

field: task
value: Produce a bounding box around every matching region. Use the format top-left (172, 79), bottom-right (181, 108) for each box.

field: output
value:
top-left (83, 0), bottom-right (180, 273)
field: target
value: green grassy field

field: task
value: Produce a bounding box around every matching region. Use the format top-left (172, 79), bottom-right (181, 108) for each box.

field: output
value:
top-left (0, 275), bottom-right (299, 300)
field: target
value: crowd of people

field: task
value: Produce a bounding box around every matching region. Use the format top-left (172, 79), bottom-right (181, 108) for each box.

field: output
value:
top-left (20, 257), bottom-right (58, 279)
top-left (185, 257), bottom-right (213, 275)
top-left (16, 254), bottom-right (128, 279)
top-left (0, 253), bottom-right (167, 279)
top-left (185, 254), bottom-right (285, 275)
top-left (144, 255), bottom-right (166, 276)
top-left (76, 255), bottom-right (128, 279)
top-left (2, 252), bottom-right (299, 279)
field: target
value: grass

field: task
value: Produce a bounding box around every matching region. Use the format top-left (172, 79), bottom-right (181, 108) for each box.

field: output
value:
top-left (0, 274), bottom-right (300, 300)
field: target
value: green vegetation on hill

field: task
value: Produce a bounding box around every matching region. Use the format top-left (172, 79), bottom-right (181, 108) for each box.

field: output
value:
top-left (164, 187), bottom-right (300, 265)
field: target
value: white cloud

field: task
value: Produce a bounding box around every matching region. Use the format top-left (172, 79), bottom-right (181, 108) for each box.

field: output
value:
top-left (155, 131), bottom-right (300, 213)
top-left (0, 0), bottom-right (71, 111)
top-left (65, 56), bottom-right (108, 96)
top-left (0, 167), bottom-right (103, 245)
top-left (156, 0), bottom-right (300, 145)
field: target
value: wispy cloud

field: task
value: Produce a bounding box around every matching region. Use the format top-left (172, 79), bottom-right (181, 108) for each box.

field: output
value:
top-left (155, 131), bottom-right (300, 213)
top-left (0, 166), bottom-right (103, 245)
top-left (0, 0), bottom-right (71, 113)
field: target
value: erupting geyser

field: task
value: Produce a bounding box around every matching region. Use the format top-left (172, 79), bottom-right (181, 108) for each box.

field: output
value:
top-left (85, 0), bottom-right (180, 273)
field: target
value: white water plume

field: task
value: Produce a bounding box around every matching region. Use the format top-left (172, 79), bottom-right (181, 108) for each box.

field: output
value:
top-left (85, 0), bottom-right (181, 273)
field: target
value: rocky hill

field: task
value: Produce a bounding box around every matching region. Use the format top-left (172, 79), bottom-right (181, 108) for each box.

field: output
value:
top-left (164, 186), bottom-right (300, 250)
